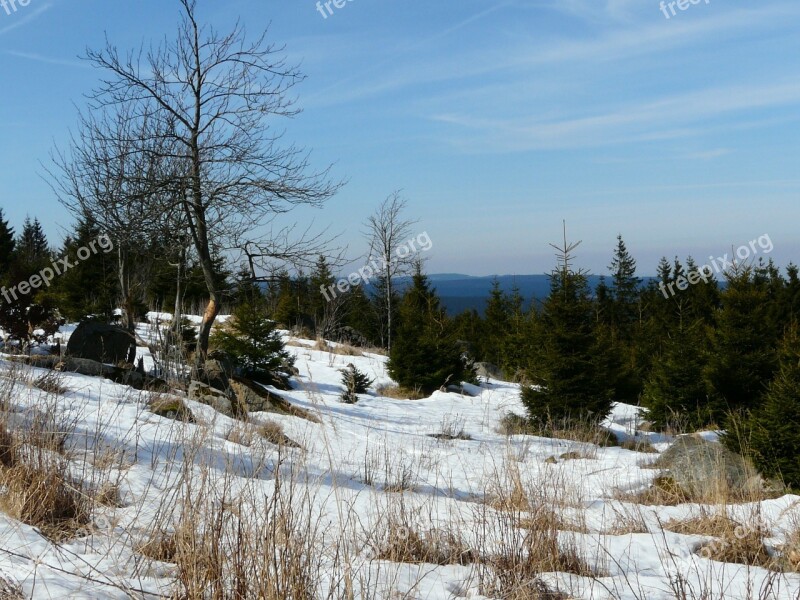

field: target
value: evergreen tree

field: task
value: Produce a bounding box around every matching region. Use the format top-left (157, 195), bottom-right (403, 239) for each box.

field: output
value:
top-left (0, 209), bottom-right (15, 278)
top-left (211, 301), bottom-right (294, 384)
top-left (642, 315), bottom-right (718, 431)
top-left (501, 285), bottom-right (534, 377)
top-left (309, 255), bottom-right (336, 335)
top-left (706, 264), bottom-right (777, 418)
top-left (342, 283), bottom-right (378, 344)
top-left (46, 219), bottom-right (117, 320)
top-left (482, 278), bottom-right (512, 366)
top-left (602, 236), bottom-right (643, 403)
top-left (748, 323), bottom-right (800, 488)
top-left (521, 231), bottom-right (612, 426)
top-left (608, 235), bottom-right (640, 339)
top-left (387, 264), bottom-right (469, 394)
top-left (13, 216), bottom-right (50, 275)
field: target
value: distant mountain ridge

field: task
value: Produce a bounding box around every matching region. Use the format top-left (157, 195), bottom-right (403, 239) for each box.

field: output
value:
top-left (420, 273), bottom-right (657, 315)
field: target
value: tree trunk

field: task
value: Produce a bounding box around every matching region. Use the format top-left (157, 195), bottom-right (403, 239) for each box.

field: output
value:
top-left (196, 295), bottom-right (219, 367)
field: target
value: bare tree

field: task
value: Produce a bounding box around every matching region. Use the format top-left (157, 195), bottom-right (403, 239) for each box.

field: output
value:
top-left (49, 103), bottom-right (184, 330)
top-left (56, 0), bottom-right (341, 365)
top-left (364, 192), bottom-right (417, 351)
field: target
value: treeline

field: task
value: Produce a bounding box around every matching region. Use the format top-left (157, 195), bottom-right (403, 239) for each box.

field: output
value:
top-left (445, 234), bottom-right (800, 488)
top-left (0, 210), bottom-right (233, 339)
top-left (3, 207), bottom-right (799, 487)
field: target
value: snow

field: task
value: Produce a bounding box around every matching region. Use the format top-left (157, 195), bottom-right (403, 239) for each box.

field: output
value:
top-left (0, 323), bottom-right (797, 599)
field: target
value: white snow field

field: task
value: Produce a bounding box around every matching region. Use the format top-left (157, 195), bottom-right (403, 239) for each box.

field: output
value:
top-left (0, 321), bottom-right (797, 599)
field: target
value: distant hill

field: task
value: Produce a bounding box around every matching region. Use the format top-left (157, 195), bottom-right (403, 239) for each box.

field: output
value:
top-left (423, 274), bottom-right (657, 315)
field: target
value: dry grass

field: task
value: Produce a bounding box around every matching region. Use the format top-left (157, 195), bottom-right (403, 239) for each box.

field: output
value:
top-left (664, 506), bottom-right (777, 570)
top-left (148, 394), bottom-right (195, 422)
top-left (137, 449), bottom-right (354, 600)
top-left (258, 420), bottom-right (301, 448)
top-left (376, 383), bottom-right (425, 400)
top-left (475, 451), bottom-right (604, 599)
top-left (372, 501), bottom-right (474, 566)
top-left (313, 338), bottom-right (363, 356)
top-left (0, 576), bottom-right (23, 600)
top-left (497, 412), bottom-right (535, 436)
top-left (0, 376), bottom-right (94, 540)
top-left (32, 370), bottom-right (69, 396)
top-left (620, 474), bottom-right (691, 506)
top-left (136, 531), bottom-right (184, 563)
top-left (619, 438), bottom-right (658, 453)
top-left (496, 413), bottom-right (618, 449)
top-left (0, 462), bottom-right (90, 540)
top-left (429, 414), bottom-right (472, 441)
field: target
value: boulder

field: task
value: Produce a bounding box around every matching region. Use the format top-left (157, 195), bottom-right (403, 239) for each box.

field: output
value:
top-left (188, 380), bottom-right (235, 417)
top-left (66, 321), bottom-right (136, 365)
top-left (230, 375), bottom-right (320, 423)
top-left (202, 352), bottom-right (234, 390)
top-left (653, 435), bottom-right (762, 500)
top-left (475, 362), bottom-right (503, 380)
top-left (334, 326), bottom-right (370, 348)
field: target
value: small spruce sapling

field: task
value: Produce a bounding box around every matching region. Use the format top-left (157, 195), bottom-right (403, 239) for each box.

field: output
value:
top-left (340, 363), bottom-right (374, 404)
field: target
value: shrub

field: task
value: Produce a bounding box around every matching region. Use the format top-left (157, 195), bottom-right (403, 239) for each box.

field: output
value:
top-left (211, 302), bottom-right (295, 385)
top-left (339, 363), bottom-right (373, 403)
top-left (387, 267), bottom-right (471, 394)
top-left (747, 324), bottom-right (800, 489)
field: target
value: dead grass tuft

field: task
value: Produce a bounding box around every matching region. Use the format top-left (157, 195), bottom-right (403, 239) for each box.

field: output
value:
top-left (258, 420), bottom-right (301, 448)
top-left (620, 475), bottom-right (690, 506)
top-left (0, 461), bottom-right (90, 540)
top-left (376, 383), bottom-right (425, 400)
top-left (32, 371), bottom-right (69, 396)
top-left (0, 575), bottom-right (23, 600)
top-left (313, 338), bottom-right (363, 356)
top-left (619, 438), bottom-right (658, 453)
top-left (148, 394), bottom-right (195, 423)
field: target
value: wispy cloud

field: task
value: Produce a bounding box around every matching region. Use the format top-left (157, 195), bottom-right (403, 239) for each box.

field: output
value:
top-left (432, 79), bottom-right (800, 152)
top-left (0, 2), bottom-right (52, 36)
top-left (306, 3), bottom-right (799, 109)
top-left (4, 50), bottom-right (86, 68)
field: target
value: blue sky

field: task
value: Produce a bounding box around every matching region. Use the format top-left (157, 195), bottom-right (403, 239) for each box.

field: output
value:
top-left (0, 0), bottom-right (798, 276)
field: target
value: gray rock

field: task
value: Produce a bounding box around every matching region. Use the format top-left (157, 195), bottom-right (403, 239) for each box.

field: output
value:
top-left (230, 375), bottom-right (320, 423)
top-left (653, 435), bottom-right (762, 500)
top-left (66, 321), bottom-right (136, 365)
top-left (188, 380), bottom-right (234, 417)
top-left (202, 359), bottom-right (231, 390)
top-left (474, 362), bottom-right (503, 380)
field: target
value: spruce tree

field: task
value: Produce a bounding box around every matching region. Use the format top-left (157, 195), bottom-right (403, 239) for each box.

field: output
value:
top-left (309, 255), bottom-right (336, 335)
top-left (387, 264), bottom-right (468, 394)
top-left (608, 235), bottom-right (640, 339)
top-left (500, 285), bottom-right (533, 377)
top-left (521, 230), bottom-right (612, 427)
top-left (0, 209), bottom-right (15, 278)
top-left (13, 216), bottom-right (50, 276)
top-left (706, 264), bottom-right (777, 417)
top-left (642, 315), bottom-right (717, 431)
top-left (47, 219), bottom-right (117, 320)
top-left (342, 283), bottom-right (378, 344)
top-left (748, 323), bottom-right (800, 488)
top-left (211, 301), bottom-right (294, 385)
top-left (483, 278), bottom-right (511, 366)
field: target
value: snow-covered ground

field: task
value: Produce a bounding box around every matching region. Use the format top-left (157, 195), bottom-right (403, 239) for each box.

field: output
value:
top-left (0, 322), bottom-right (798, 599)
